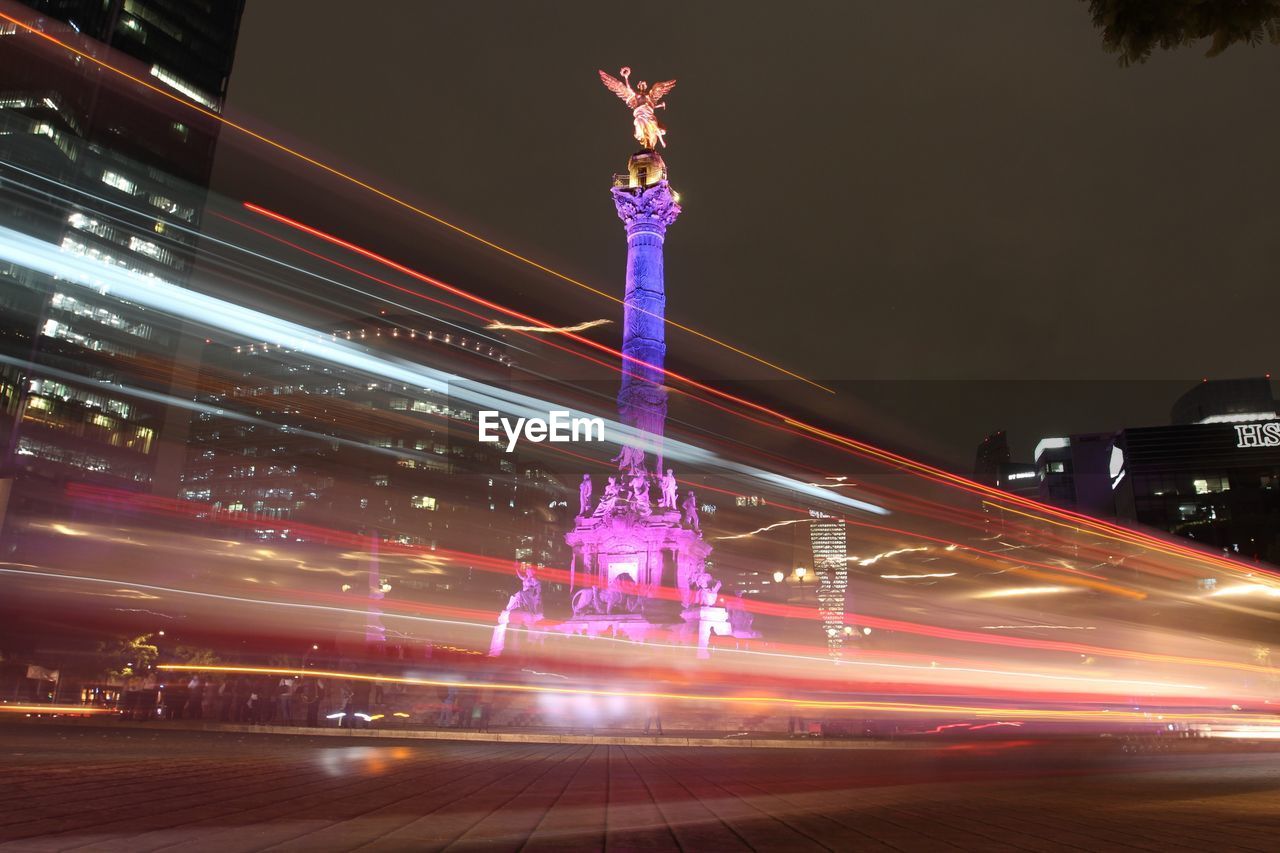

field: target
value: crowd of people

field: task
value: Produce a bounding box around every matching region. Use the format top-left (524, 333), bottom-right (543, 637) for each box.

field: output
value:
top-left (111, 671), bottom-right (676, 736)
top-left (115, 674), bottom-right (502, 730)
top-left (118, 674), bottom-right (356, 727)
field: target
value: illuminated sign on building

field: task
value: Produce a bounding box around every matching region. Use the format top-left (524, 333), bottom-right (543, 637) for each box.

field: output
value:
top-left (1109, 445), bottom-right (1126, 490)
top-left (1233, 422), bottom-right (1280, 448)
top-left (809, 509), bottom-right (848, 658)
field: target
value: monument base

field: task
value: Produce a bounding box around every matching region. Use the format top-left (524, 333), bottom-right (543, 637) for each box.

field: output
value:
top-left (680, 605), bottom-right (733, 659)
top-left (555, 613), bottom-right (661, 643)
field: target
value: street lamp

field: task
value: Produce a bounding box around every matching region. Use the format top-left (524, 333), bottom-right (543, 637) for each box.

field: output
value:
top-left (772, 570), bottom-right (785, 583)
top-left (794, 567), bottom-right (807, 581)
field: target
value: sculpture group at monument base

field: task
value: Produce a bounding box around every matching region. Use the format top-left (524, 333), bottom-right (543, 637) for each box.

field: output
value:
top-left (491, 608), bottom-right (756, 660)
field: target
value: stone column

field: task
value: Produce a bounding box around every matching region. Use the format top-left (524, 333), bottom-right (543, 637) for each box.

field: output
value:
top-left (612, 171), bottom-right (680, 455)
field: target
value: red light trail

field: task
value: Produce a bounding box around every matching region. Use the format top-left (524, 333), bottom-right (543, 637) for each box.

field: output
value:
top-left (6, 3), bottom-right (1251, 582)
top-left (234, 203), bottom-right (1271, 584)
top-left (55, 485), bottom-right (1279, 680)
top-left (0, 7), bottom-right (830, 392)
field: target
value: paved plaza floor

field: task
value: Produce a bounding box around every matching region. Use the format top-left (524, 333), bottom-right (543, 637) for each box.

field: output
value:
top-left (1, 722), bottom-right (1279, 851)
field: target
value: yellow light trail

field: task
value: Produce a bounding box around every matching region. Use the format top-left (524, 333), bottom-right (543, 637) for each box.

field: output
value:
top-left (0, 704), bottom-right (113, 714)
top-left (981, 500), bottom-right (1276, 582)
top-left (485, 319), bottom-right (611, 334)
top-left (0, 566), bottom-right (1259, 685)
top-left (974, 586), bottom-right (1079, 599)
top-left (158, 666), bottom-right (1263, 725)
top-left (0, 11), bottom-right (830, 394)
top-left (9, 10), bottom-right (1273, 591)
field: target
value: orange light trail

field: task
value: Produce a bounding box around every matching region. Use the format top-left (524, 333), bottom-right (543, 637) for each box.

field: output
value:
top-left (242, 205), bottom-right (1269, 586)
top-left (0, 704), bottom-right (114, 715)
top-left (155, 666), bottom-right (1268, 725)
top-left (0, 9), bottom-right (828, 393)
top-left (65, 485), bottom-right (1275, 678)
top-left (5, 6), bottom-right (1269, 584)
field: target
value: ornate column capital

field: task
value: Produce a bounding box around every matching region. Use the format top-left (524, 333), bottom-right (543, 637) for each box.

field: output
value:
top-left (612, 180), bottom-right (681, 237)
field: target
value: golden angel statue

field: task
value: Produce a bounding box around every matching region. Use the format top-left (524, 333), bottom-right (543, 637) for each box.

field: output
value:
top-left (598, 67), bottom-right (677, 150)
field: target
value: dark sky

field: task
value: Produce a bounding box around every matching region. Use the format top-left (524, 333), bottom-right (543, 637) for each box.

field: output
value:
top-left (211, 1), bottom-right (1280, 468)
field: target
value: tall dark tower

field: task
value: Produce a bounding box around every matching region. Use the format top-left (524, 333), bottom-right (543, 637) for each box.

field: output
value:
top-left (975, 430), bottom-right (1011, 486)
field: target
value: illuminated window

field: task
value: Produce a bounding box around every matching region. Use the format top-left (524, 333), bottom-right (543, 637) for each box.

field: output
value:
top-left (67, 213), bottom-right (116, 242)
top-left (147, 194), bottom-right (195, 221)
top-left (130, 427), bottom-right (154, 454)
top-left (411, 495), bottom-right (437, 510)
top-left (119, 15), bottom-right (145, 38)
top-left (148, 65), bottom-right (220, 112)
top-left (101, 170), bottom-right (139, 194)
top-left (128, 235), bottom-right (175, 266)
top-left (1193, 477), bottom-right (1230, 495)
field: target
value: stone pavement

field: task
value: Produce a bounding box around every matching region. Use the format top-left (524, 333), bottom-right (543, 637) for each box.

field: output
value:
top-left (1, 723), bottom-right (1279, 851)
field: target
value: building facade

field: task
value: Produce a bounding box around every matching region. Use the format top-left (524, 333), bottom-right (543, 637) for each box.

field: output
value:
top-left (1034, 379), bottom-right (1280, 563)
top-left (0, 0), bottom-right (245, 522)
top-left (180, 314), bottom-right (568, 600)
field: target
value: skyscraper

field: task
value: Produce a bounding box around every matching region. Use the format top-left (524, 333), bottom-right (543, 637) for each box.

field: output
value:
top-left (810, 510), bottom-right (848, 656)
top-left (0, 1), bottom-right (245, 526)
top-left (974, 429), bottom-right (1011, 486)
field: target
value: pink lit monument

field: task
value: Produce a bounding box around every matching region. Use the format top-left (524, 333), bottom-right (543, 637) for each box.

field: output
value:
top-left (490, 68), bottom-right (752, 658)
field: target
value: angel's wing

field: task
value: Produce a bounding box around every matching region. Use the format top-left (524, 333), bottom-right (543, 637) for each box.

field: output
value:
top-left (648, 79), bottom-right (677, 103)
top-left (598, 70), bottom-right (633, 103)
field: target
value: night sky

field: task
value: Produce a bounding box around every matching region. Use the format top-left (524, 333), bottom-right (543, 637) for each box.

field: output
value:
top-left (211, 1), bottom-right (1280, 469)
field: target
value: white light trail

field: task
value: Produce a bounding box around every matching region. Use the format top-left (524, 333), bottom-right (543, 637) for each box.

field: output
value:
top-left (0, 225), bottom-right (886, 517)
top-left (880, 573), bottom-right (957, 580)
top-left (1211, 584), bottom-right (1280, 598)
top-left (980, 625), bottom-right (1098, 631)
top-left (715, 518), bottom-right (809, 541)
top-left (853, 547), bottom-right (930, 566)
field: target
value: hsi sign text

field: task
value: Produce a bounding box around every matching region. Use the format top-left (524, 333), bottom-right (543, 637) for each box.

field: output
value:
top-left (1234, 422), bottom-right (1280, 448)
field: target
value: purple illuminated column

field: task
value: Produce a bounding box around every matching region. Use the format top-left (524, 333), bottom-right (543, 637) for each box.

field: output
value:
top-left (611, 154), bottom-right (681, 450)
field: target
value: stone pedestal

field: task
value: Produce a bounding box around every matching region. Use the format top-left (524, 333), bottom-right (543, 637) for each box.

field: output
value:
top-left (488, 609), bottom-right (543, 657)
top-left (555, 613), bottom-right (653, 643)
top-left (565, 508), bottom-right (709, 600)
top-left (680, 606), bottom-right (733, 659)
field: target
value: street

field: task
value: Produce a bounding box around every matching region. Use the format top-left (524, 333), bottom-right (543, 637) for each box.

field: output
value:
top-left (1, 723), bottom-right (1278, 851)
